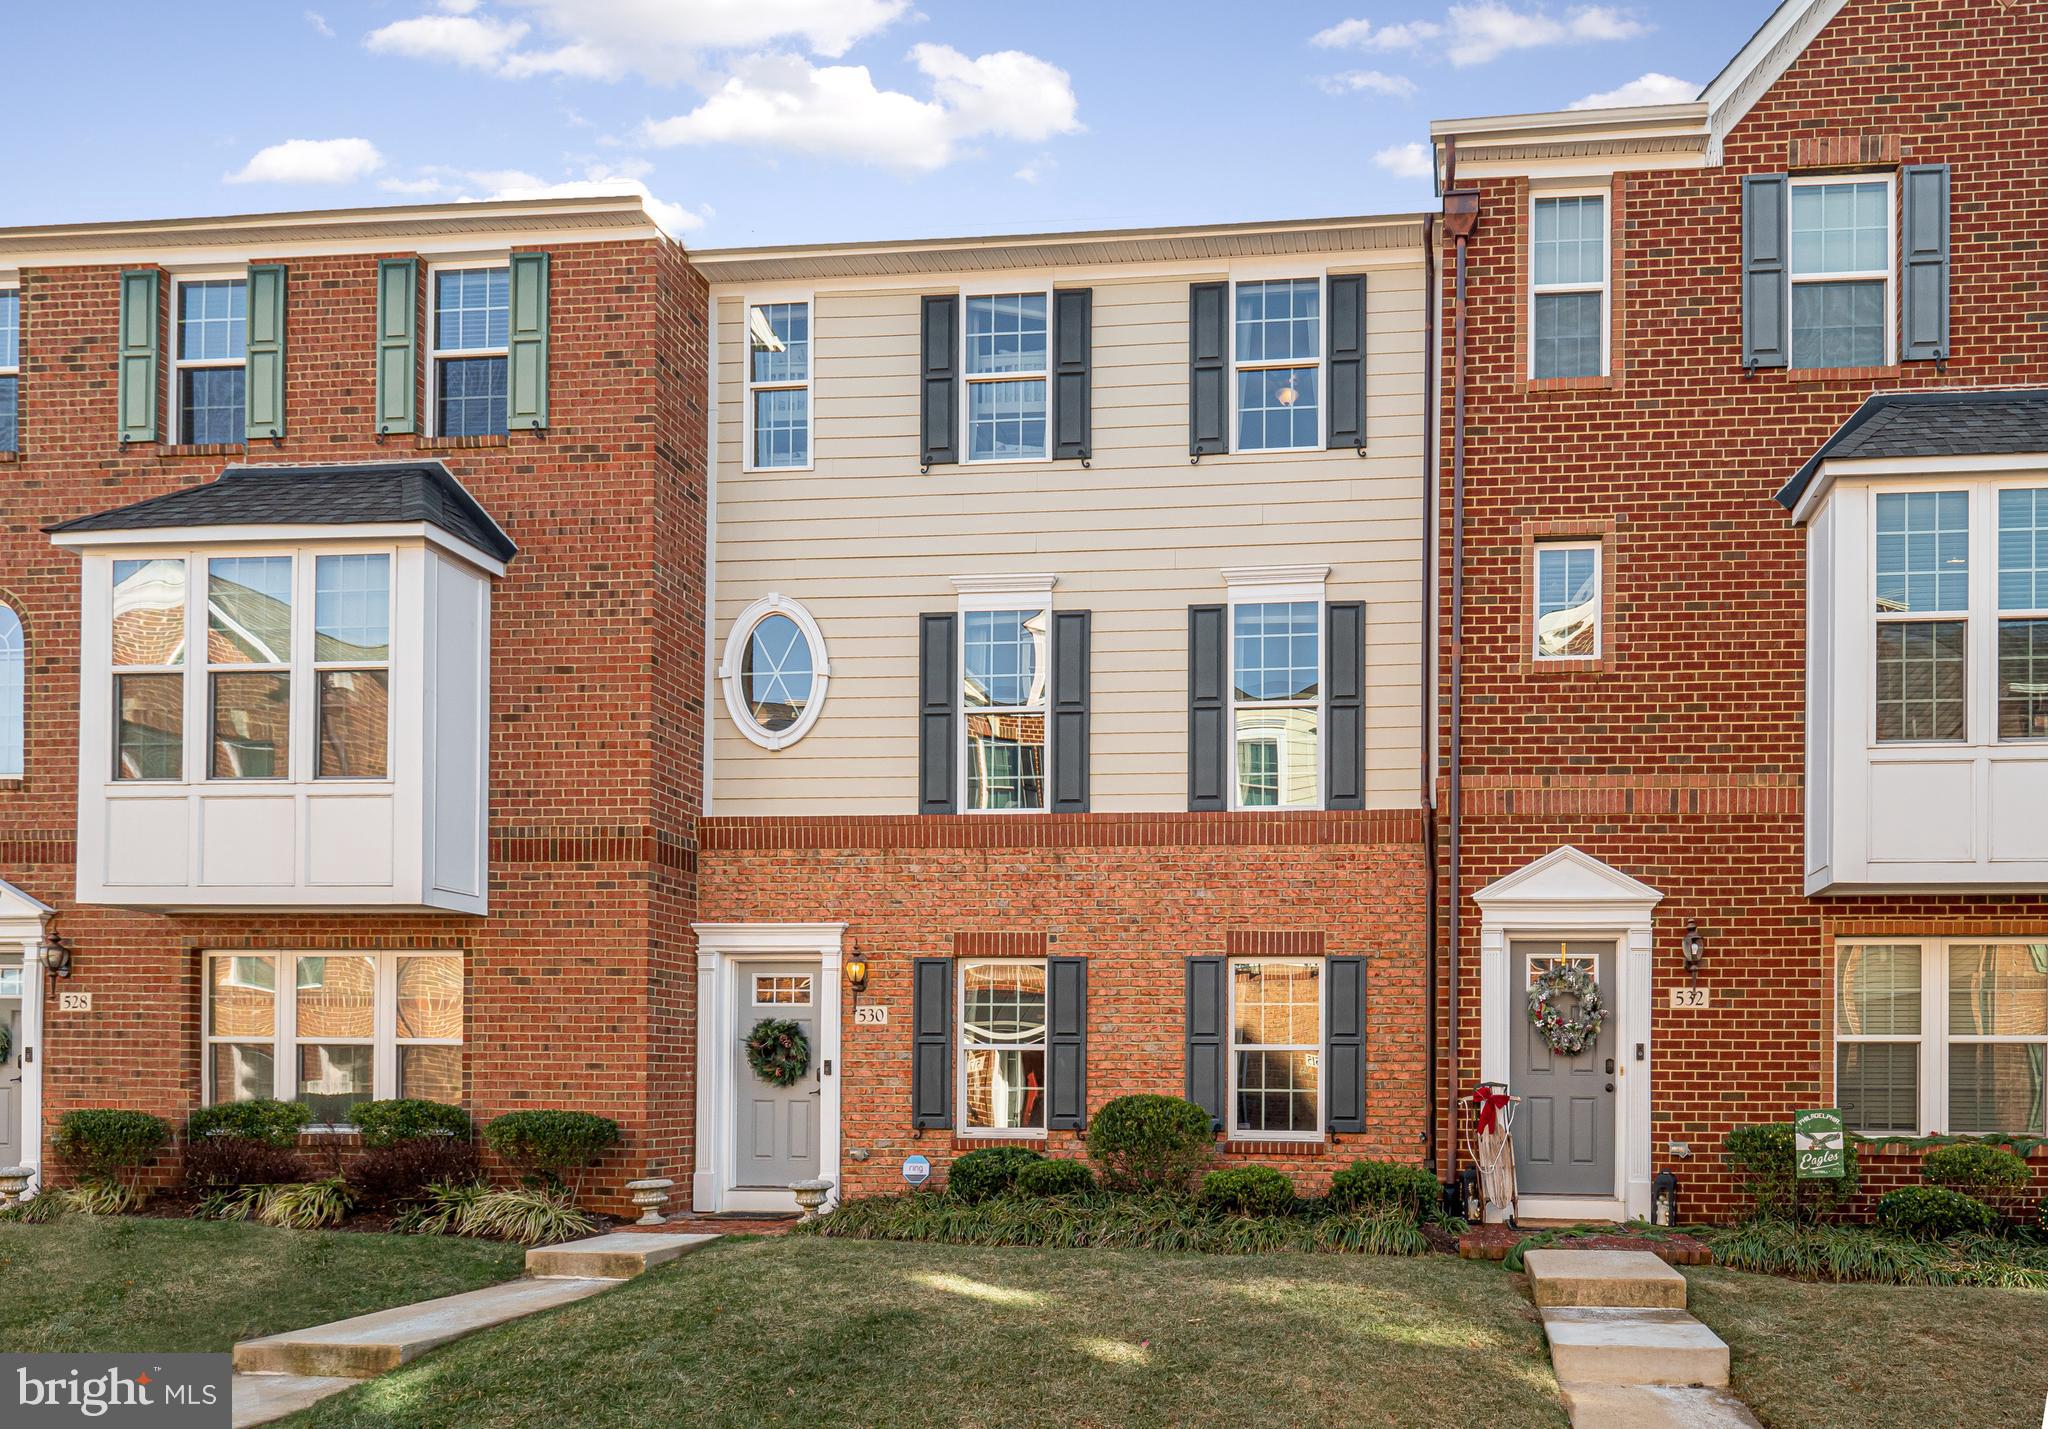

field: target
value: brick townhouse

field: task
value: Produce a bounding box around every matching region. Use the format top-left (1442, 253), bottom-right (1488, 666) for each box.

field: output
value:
top-left (1429, 0), bottom-right (2048, 1220)
top-left (0, 196), bottom-right (712, 1202)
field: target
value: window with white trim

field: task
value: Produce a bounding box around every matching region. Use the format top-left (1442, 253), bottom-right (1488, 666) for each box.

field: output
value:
top-left (0, 603), bottom-right (21, 779)
top-left (1529, 194), bottom-right (1606, 379)
top-left (1874, 490), bottom-right (1968, 742)
top-left (958, 959), bottom-right (1047, 1134)
top-left (1836, 938), bottom-right (2048, 1136)
top-left (112, 557), bottom-right (186, 780)
top-left (1233, 278), bottom-right (1321, 452)
top-left (430, 264), bottom-right (509, 438)
top-left (1998, 487), bottom-right (2048, 740)
top-left (720, 594), bottom-right (829, 750)
top-left (1230, 600), bottom-right (1321, 808)
top-left (746, 300), bottom-right (811, 469)
top-left (173, 277), bottom-right (246, 445)
top-left (0, 285), bottom-right (19, 453)
top-left (1789, 177), bottom-right (1892, 370)
top-left (1534, 541), bottom-right (1600, 659)
top-left (961, 604), bottom-right (1050, 812)
top-left (205, 950), bottom-right (464, 1125)
top-left (963, 293), bottom-right (1049, 462)
top-left (1229, 958), bottom-right (1321, 1138)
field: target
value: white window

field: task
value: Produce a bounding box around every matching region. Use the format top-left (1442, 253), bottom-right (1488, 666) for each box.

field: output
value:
top-left (1232, 278), bottom-right (1321, 452)
top-left (958, 960), bottom-right (1047, 1135)
top-left (207, 555), bottom-right (293, 778)
top-left (1873, 490), bottom-right (1968, 742)
top-left (1228, 959), bottom-right (1322, 1139)
top-left (204, 950), bottom-right (465, 1126)
top-left (1529, 193), bottom-right (1607, 379)
top-left (1534, 541), bottom-right (1601, 659)
top-left (0, 284), bottom-right (19, 453)
top-left (752, 973), bottom-right (814, 1006)
top-left (0, 603), bottom-right (20, 778)
top-left (719, 594), bottom-right (829, 750)
top-left (960, 597), bottom-right (1051, 813)
top-left (112, 557), bottom-right (187, 780)
top-left (172, 277), bottom-right (246, 445)
top-left (1789, 176), bottom-right (1893, 370)
top-left (430, 263), bottom-right (509, 438)
top-left (745, 300), bottom-right (811, 470)
top-left (963, 292), bottom-right (1050, 462)
top-left (1998, 487), bottom-right (2048, 741)
top-left (1227, 580), bottom-right (1323, 810)
top-left (1837, 939), bottom-right (2048, 1136)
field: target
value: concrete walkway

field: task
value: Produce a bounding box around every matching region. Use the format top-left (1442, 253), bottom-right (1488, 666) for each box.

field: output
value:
top-left (229, 1232), bottom-right (717, 1428)
top-left (1523, 1249), bottom-right (1760, 1429)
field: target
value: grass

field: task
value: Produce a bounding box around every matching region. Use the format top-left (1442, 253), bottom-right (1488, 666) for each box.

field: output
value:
top-left (0, 1216), bottom-right (527, 1354)
top-left (1687, 1266), bottom-right (2048, 1428)
top-left (285, 1237), bottom-right (1568, 1428)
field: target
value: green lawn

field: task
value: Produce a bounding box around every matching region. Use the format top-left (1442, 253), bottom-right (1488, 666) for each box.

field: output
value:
top-left (286, 1238), bottom-right (1569, 1428)
top-left (0, 1217), bottom-right (527, 1354)
top-left (1686, 1267), bottom-right (2048, 1429)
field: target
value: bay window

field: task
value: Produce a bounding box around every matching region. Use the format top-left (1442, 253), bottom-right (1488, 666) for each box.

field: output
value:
top-left (1999, 487), bottom-right (2048, 741)
top-left (958, 960), bottom-right (1047, 1134)
top-left (1229, 958), bottom-right (1322, 1138)
top-left (112, 557), bottom-right (187, 780)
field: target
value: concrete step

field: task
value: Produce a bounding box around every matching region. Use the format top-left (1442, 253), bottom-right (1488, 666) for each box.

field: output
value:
top-left (526, 1231), bottom-right (718, 1279)
top-left (1526, 1248), bottom-right (1689, 1309)
top-left (1540, 1307), bottom-right (1731, 1388)
top-left (232, 1276), bottom-right (615, 1378)
top-left (230, 1373), bottom-right (360, 1428)
top-left (1560, 1383), bottom-right (1761, 1428)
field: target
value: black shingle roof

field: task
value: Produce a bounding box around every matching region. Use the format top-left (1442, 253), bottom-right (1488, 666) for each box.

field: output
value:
top-left (46, 463), bottom-right (516, 563)
top-left (1776, 390), bottom-right (2048, 511)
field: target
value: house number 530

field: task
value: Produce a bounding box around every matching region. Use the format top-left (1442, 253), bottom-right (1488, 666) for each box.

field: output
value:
top-left (854, 1005), bottom-right (889, 1026)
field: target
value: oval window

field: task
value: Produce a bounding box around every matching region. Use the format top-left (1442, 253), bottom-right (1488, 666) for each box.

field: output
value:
top-left (721, 596), bottom-right (830, 749)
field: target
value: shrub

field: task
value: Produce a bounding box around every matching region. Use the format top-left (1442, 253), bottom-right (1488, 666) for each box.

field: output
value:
top-left (1722, 1123), bottom-right (1859, 1220)
top-left (1877, 1185), bottom-right (1996, 1240)
top-left (947, 1146), bottom-right (1043, 1202)
top-left (351, 1099), bottom-right (472, 1149)
top-left (52, 1110), bottom-right (170, 1190)
top-left (183, 1136), bottom-right (310, 1191)
top-left (1922, 1142), bottom-right (2032, 1217)
top-left (345, 1138), bottom-right (483, 1209)
top-left (482, 1111), bottom-right (621, 1200)
top-left (195, 1177), bottom-right (353, 1229)
top-left (1086, 1095), bottom-right (1216, 1194)
top-left (1200, 1165), bottom-right (1295, 1216)
top-left (187, 1100), bottom-right (312, 1148)
top-left (456, 1187), bottom-right (596, 1246)
top-left (1015, 1158), bottom-right (1096, 1197)
top-left (0, 1192), bottom-right (64, 1225)
top-left (63, 1179), bottom-right (145, 1215)
top-left (392, 1180), bottom-right (491, 1237)
top-left (1328, 1159), bottom-right (1441, 1220)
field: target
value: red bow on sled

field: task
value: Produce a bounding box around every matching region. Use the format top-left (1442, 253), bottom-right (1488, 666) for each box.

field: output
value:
top-left (1471, 1085), bottom-right (1511, 1135)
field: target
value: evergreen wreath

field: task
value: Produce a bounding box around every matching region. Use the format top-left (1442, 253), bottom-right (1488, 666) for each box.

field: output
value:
top-left (1525, 963), bottom-right (1608, 1057)
top-left (0, 1023), bottom-right (10, 1065)
top-left (744, 1018), bottom-right (811, 1087)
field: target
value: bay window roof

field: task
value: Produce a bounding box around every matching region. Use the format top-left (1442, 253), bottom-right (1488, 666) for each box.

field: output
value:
top-left (1778, 389), bottom-right (2048, 516)
top-left (46, 461), bottom-right (516, 566)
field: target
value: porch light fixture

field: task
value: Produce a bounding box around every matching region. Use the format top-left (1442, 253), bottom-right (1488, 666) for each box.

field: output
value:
top-left (845, 949), bottom-right (869, 994)
top-left (1681, 920), bottom-right (1704, 984)
top-left (37, 925), bottom-right (73, 979)
top-left (1650, 1169), bottom-right (1680, 1228)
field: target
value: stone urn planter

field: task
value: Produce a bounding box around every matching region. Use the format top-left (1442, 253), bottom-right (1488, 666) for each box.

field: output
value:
top-left (625, 1177), bottom-right (675, 1226)
top-left (0, 1167), bottom-right (31, 1208)
top-left (790, 1178), bottom-right (833, 1222)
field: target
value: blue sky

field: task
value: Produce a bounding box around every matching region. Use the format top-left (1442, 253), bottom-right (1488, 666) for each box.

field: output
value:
top-left (7, 1), bottom-right (1771, 246)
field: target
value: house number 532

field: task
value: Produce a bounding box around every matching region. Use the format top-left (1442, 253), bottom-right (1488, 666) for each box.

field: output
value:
top-left (1669, 987), bottom-right (1710, 1010)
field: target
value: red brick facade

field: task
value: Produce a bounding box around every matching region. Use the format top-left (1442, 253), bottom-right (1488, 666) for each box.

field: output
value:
top-left (1436, 0), bottom-right (2048, 1215)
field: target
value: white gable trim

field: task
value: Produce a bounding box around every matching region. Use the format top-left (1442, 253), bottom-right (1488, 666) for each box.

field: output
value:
top-left (0, 876), bottom-right (53, 927)
top-left (1472, 844), bottom-right (1663, 916)
top-left (1702, 0), bottom-right (1849, 163)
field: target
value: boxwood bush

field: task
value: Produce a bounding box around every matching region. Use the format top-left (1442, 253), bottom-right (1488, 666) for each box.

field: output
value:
top-left (482, 1111), bottom-right (620, 1199)
top-left (183, 1136), bottom-right (310, 1191)
top-left (1723, 1123), bottom-right (1859, 1220)
top-left (1876, 1185), bottom-right (1997, 1240)
top-left (1328, 1159), bottom-right (1440, 1220)
top-left (1015, 1158), bottom-right (1095, 1197)
top-left (1200, 1165), bottom-right (1295, 1216)
top-left (1085, 1095), bottom-right (1216, 1194)
top-left (947, 1146), bottom-right (1043, 1202)
top-left (352, 1098), bottom-right (472, 1148)
top-left (1922, 1142), bottom-right (2031, 1216)
top-left (187, 1099), bottom-right (312, 1148)
top-left (53, 1109), bottom-right (171, 1189)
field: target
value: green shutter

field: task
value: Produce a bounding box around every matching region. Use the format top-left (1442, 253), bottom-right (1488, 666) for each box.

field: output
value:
top-left (117, 269), bottom-right (160, 443)
top-left (507, 251), bottom-right (549, 430)
top-left (375, 258), bottom-right (419, 435)
top-left (244, 264), bottom-right (287, 440)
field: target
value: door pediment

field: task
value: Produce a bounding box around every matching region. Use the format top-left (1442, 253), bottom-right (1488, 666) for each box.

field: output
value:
top-left (1472, 845), bottom-right (1662, 917)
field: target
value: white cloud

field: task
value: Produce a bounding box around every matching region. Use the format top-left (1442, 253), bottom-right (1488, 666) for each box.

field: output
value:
top-left (378, 175), bottom-right (451, 196)
top-left (1568, 70), bottom-right (1695, 108)
top-left (1315, 70), bottom-right (1418, 98)
top-left (364, 12), bottom-right (530, 69)
top-left (226, 137), bottom-right (385, 185)
top-left (641, 44), bottom-right (1080, 173)
top-left (1373, 141), bottom-right (1434, 179)
top-left (1310, 5), bottom-right (1646, 66)
top-left (1014, 153), bottom-right (1055, 184)
top-left (303, 10), bottom-right (334, 38)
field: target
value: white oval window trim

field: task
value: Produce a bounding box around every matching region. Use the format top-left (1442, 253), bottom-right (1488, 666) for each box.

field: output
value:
top-left (719, 593), bottom-right (831, 750)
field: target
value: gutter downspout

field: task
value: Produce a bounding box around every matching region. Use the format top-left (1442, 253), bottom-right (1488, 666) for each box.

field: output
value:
top-left (1420, 211), bottom-right (1439, 1176)
top-left (1441, 143), bottom-right (1481, 1185)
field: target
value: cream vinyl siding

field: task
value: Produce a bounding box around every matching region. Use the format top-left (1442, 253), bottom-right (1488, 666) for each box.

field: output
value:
top-left (710, 257), bottom-right (1426, 814)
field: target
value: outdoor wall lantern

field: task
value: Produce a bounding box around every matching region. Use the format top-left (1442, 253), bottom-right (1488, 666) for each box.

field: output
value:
top-left (1681, 920), bottom-right (1705, 985)
top-left (845, 948), bottom-right (870, 995)
top-left (37, 924), bottom-right (73, 979)
top-left (1651, 1170), bottom-right (1680, 1227)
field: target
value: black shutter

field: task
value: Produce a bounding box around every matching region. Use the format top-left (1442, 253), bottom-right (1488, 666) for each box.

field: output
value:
top-left (1324, 601), bottom-right (1366, 811)
top-left (1053, 288), bottom-right (1092, 461)
top-left (1324, 956), bottom-right (1366, 1133)
top-left (1900, 163), bottom-right (1951, 364)
top-left (1187, 604), bottom-right (1228, 811)
top-left (1188, 281), bottom-right (1229, 457)
top-left (1184, 956), bottom-right (1226, 1130)
top-left (1051, 609), bottom-right (1091, 813)
top-left (1047, 956), bottom-right (1088, 1129)
top-left (911, 958), bottom-right (953, 1129)
top-left (1326, 273), bottom-right (1367, 451)
top-left (920, 294), bottom-right (959, 467)
top-left (1741, 175), bottom-right (1789, 370)
top-left (918, 613), bottom-right (958, 814)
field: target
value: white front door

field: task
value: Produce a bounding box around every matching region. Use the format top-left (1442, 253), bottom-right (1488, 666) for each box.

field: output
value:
top-left (730, 961), bottom-right (822, 1195)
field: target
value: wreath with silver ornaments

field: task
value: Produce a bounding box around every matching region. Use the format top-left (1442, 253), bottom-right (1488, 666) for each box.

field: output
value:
top-left (1525, 963), bottom-right (1608, 1056)
top-left (744, 1017), bottom-right (811, 1087)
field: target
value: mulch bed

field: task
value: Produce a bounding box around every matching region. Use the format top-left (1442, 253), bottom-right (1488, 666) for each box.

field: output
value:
top-left (1456, 1222), bottom-right (1712, 1265)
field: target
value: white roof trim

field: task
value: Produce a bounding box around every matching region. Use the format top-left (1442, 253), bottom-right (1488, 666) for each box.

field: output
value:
top-left (49, 521), bottom-right (509, 577)
top-left (0, 876), bottom-right (54, 923)
top-left (1472, 845), bottom-right (1664, 912)
top-left (1788, 451), bottom-right (2048, 525)
top-left (1701, 0), bottom-right (1848, 163)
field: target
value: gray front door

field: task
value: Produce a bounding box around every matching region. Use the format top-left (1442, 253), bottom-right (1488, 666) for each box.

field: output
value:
top-left (0, 964), bottom-right (21, 1170)
top-left (1511, 940), bottom-right (1616, 1197)
top-left (733, 962), bottom-right (821, 1190)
